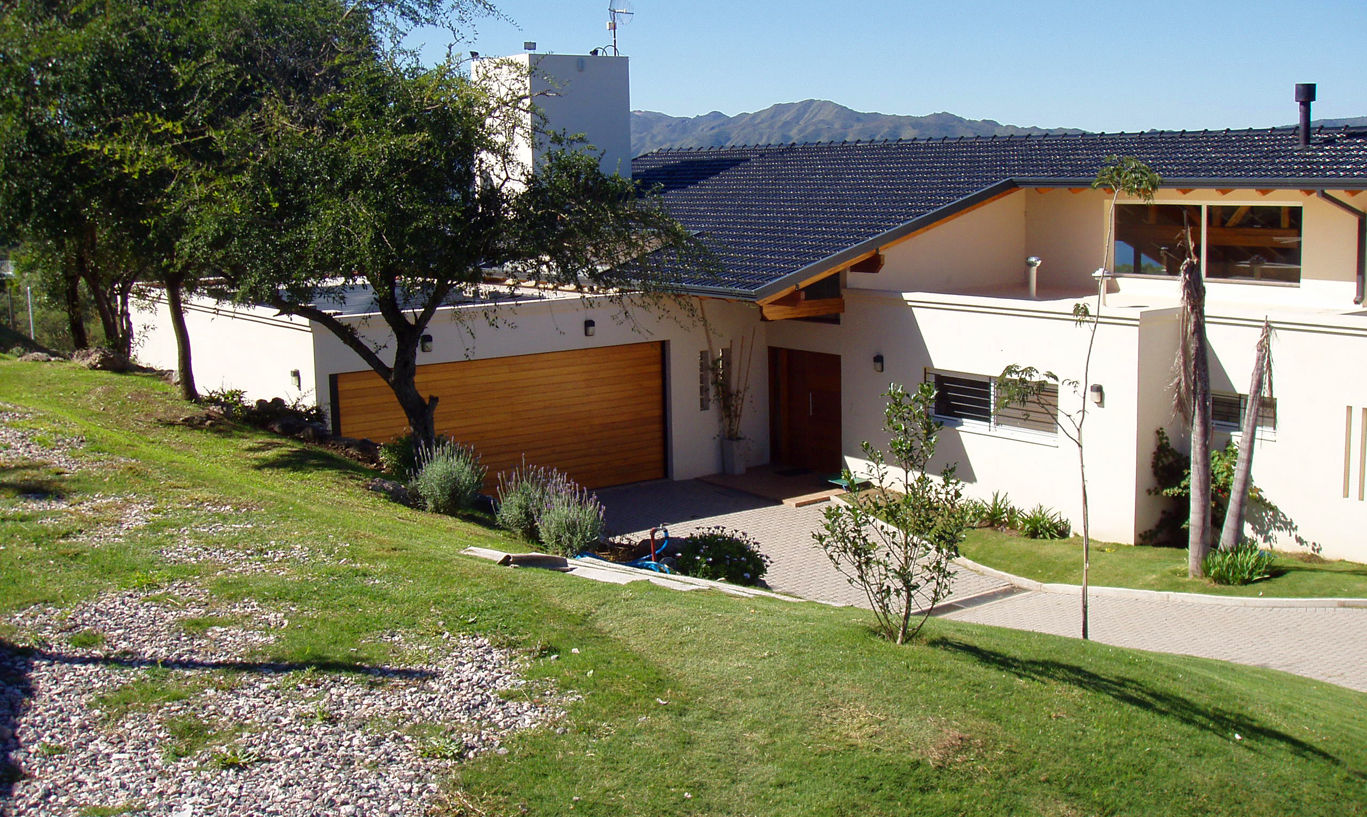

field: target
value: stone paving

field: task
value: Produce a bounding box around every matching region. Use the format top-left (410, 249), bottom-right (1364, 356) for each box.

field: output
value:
top-left (598, 480), bottom-right (1012, 610)
top-left (598, 479), bottom-right (1367, 694)
top-left (940, 590), bottom-right (1367, 693)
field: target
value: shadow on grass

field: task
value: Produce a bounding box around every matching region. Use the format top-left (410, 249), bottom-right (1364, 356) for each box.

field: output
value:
top-left (0, 637), bottom-right (434, 800)
top-left (932, 637), bottom-right (1362, 777)
top-left (243, 439), bottom-right (376, 478)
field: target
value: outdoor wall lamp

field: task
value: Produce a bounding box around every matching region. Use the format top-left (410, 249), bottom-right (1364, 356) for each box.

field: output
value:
top-left (289, 369), bottom-right (301, 390)
top-left (584, 319), bottom-right (596, 337)
top-left (873, 354), bottom-right (884, 373)
top-left (1090, 383), bottom-right (1105, 407)
top-left (420, 334), bottom-right (433, 353)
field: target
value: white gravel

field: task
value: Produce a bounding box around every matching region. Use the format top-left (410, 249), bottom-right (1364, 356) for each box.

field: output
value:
top-left (1, 405), bottom-right (566, 816)
top-left (2, 585), bottom-right (562, 816)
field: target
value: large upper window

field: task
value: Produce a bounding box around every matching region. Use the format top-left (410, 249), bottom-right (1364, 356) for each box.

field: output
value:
top-left (1114, 203), bottom-right (1302, 283)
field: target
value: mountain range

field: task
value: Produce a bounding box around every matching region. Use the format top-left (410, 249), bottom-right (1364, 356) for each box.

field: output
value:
top-left (629, 100), bottom-right (1367, 157)
top-left (630, 99), bottom-right (1081, 156)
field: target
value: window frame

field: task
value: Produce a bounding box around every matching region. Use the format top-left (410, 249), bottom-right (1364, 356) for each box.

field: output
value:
top-left (1211, 391), bottom-right (1277, 440)
top-left (926, 368), bottom-right (1059, 446)
top-left (1111, 201), bottom-right (1303, 286)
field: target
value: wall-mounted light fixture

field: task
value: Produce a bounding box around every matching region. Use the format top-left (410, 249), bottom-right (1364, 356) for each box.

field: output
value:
top-left (1089, 383), bottom-right (1104, 407)
top-left (420, 334), bottom-right (433, 353)
top-left (584, 319), bottom-right (596, 337)
top-left (289, 369), bottom-right (301, 390)
top-left (873, 354), bottom-right (884, 373)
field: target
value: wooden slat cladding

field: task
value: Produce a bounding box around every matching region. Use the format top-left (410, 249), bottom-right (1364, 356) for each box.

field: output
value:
top-left (335, 343), bottom-right (666, 489)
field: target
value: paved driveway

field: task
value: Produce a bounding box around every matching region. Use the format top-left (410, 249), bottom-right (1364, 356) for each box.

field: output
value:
top-left (598, 479), bottom-right (1367, 694)
top-left (598, 480), bottom-right (1011, 610)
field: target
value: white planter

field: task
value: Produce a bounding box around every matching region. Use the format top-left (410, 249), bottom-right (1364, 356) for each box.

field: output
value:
top-left (720, 437), bottom-right (746, 475)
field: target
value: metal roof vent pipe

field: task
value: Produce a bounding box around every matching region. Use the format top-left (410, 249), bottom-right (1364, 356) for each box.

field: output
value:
top-left (1025, 256), bottom-right (1042, 299)
top-left (1296, 83), bottom-right (1316, 148)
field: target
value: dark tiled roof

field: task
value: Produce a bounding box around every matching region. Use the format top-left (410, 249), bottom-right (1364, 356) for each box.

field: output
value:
top-left (631, 127), bottom-right (1367, 298)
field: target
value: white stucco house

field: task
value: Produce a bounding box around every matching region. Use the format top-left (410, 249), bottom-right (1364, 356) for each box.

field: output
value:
top-left (136, 57), bottom-right (1367, 562)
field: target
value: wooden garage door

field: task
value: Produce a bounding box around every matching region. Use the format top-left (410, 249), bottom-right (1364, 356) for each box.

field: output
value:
top-left (334, 342), bottom-right (666, 489)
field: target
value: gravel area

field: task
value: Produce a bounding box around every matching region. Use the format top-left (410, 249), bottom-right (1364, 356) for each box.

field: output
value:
top-left (2, 584), bottom-right (562, 816)
top-left (0, 409), bottom-right (103, 474)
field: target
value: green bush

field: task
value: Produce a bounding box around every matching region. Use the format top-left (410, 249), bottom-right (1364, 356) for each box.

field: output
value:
top-left (379, 433), bottom-right (420, 482)
top-left (978, 491), bottom-right (1019, 529)
top-left (1203, 543), bottom-right (1277, 585)
top-left (1018, 504), bottom-right (1070, 540)
top-left (536, 474), bottom-right (604, 556)
top-left (495, 461), bottom-right (555, 541)
top-left (412, 442), bottom-right (486, 516)
top-left (670, 527), bottom-right (769, 586)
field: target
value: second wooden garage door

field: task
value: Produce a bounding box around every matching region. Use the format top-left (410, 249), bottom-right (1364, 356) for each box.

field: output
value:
top-left (333, 342), bottom-right (666, 489)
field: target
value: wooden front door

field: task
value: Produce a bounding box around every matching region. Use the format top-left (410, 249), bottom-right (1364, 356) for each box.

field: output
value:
top-left (768, 348), bottom-right (842, 473)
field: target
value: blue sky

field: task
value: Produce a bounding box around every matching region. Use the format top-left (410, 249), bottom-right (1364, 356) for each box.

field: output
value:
top-left (420, 0), bottom-right (1367, 132)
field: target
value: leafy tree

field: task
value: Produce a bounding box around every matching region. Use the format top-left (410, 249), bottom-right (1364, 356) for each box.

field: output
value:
top-left (997, 155), bottom-right (1160, 639)
top-left (172, 1), bottom-right (705, 446)
top-left (815, 383), bottom-right (966, 644)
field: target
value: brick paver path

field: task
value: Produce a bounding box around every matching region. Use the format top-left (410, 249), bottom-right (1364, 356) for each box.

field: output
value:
top-left (599, 479), bottom-right (1367, 694)
top-left (598, 480), bottom-right (1011, 610)
top-left (940, 590), bottom-right (1367, 692)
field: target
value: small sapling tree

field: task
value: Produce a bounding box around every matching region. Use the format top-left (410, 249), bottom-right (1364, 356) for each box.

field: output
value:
top-left (996, 155), bottom-right (1160, 639)
top-left (814, 383), bottom-right (966, 645)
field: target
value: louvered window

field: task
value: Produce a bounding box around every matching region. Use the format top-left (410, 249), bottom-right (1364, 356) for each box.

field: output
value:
top-left (1212, 392), bottom-right (1276, 432)
top-left (929, 370), bottom-right (1057, 436)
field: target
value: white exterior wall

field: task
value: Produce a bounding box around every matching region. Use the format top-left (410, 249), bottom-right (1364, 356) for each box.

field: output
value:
top-left (312, 294), bottom-right (767, 482)
top-left (133, 294), bottom-right (316, 404)
top-left (473, 53), bottom-right (631, 179)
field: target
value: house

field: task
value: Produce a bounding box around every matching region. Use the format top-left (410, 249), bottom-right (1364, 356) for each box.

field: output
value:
top-left (136, 57), bottom-right (1367, 561)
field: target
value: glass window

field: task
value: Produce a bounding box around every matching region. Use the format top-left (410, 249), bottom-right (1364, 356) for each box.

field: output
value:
top-left (1113, 203), bottom-right (1302, 284)
top-left (1205, 205), bottom-right (1301, 282)
top-left (1114, 204), bottom-right (1200, 276)
top-left (929, 371), bottom-right (1057, 434)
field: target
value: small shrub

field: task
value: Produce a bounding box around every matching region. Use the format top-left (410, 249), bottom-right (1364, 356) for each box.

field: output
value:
top-left (1203, 543), bottom-right (1277, 585)
top-left (379, 432), bottom-right (420, 482)
top-left (536, 474), bottom-right (604, 557)
top-left (1018, 505), bottom-right (1070, 540)
top-left (495, 460), bottom-right (555, 541)
top-left (671, 527), bottom-right (769, 586)
top-left (200, 389), bottom-right (324, 428)
top-left (979, 491), bottom-right (1019, 529)
top-left (412, 442), bottom-right (486, 516)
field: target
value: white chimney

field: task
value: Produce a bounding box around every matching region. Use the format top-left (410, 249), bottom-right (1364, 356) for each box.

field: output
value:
top-left (472, 52), bottom-right (631, 181)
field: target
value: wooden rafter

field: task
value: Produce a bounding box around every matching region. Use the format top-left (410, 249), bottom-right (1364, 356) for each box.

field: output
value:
top-left (761, 296), bottom-right (845, 321)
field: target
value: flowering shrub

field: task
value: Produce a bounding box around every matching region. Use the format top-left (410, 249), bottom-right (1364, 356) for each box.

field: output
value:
top-left (536, 474), bottom-right (605, 557)
top-left (412, 441), bottom-right (485, 516)
top-left (670, 527), bottom-right (769, 586)
top-left (495, 461), bottom-right (555, 541)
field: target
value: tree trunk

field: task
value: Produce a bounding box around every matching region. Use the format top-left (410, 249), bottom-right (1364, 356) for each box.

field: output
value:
top-left (63, 267), bottom-right (89, 350)
top-left (388, 334), bottom-right (439, 449)
top-left (164, 274), bottom-right (198, 401)
top-left (1219, 320), bottom-right (1272, 551)
top-left (1078, 442), bottom-right (1090, 640)
top-left (1187, 265), bottom-right (1213, 577)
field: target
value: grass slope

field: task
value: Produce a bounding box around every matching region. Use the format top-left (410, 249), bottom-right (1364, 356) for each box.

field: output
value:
top-left (961, 529), bottom-right (1367, 598)
top-left (3, 358), bottom-right (1365, 816)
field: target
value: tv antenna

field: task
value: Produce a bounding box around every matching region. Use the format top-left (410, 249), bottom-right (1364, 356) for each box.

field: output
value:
top-left (606, 2), bottom-right (634, 56)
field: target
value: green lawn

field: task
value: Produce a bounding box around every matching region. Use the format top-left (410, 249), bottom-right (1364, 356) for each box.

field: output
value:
top-left (3, 357), bottom-right (1367, 816)
top-left (961, 528), bottom-right (1367, 598)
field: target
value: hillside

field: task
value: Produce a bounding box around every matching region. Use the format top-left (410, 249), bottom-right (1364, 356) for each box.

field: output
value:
top-left (3, 356), bottom-right (1366, 816)
top-left (631, 99), bottom-right (1082, 155)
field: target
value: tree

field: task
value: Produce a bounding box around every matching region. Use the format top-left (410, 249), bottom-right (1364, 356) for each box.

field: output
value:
top-left (1171, 224), bottom-right (1212, 575)
top-left (815, 383), bottom-right (966, 644)
top-left (173, 0), bottom-right (705, 446)
top-left (997, 156), bottom-right (1160, 639)
top-left (1218, 322), bottom-right (1273, 550)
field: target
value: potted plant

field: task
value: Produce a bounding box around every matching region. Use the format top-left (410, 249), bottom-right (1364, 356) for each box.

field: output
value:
top-left (711, 332), bottom-right (754, 476)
